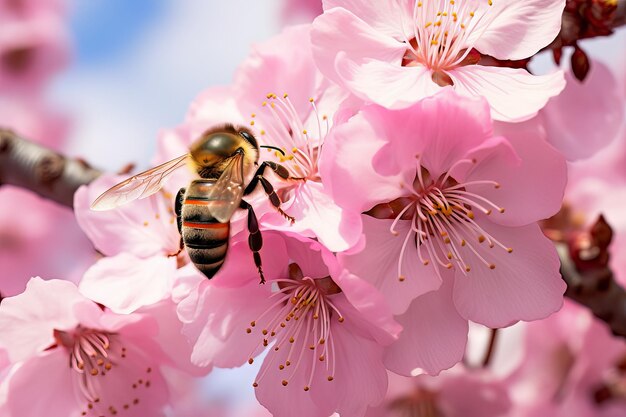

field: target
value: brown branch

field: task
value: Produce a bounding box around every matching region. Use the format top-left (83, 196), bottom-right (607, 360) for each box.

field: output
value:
top-left (557, 216), bottom-right (626, 338)
top-left (481, 329), bottom-right (499, 367)
top-left (0, 129), bottom-right (101, 208)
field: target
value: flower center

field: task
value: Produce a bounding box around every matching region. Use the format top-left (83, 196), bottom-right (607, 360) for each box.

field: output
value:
top-left (53, 326), bottom-right (154, 415)
top-left (367, 156), bottom-right (511, 282)
top-left (253, 93), bottom-right (329, 183)
top-left (245, 263), bottom-right (343, 392)
top-left (400, 0), bottom-right (495, 84)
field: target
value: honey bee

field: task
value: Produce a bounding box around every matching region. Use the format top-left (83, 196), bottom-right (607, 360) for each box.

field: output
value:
top-left (91, 124), bottom-right (301, 283)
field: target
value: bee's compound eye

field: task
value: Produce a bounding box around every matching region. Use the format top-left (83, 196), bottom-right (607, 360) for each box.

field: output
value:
top-left (239, 130), bottom-right (258, 149)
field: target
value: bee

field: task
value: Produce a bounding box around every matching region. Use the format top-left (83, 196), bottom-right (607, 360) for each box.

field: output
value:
top-left (91, 124), bottom-right (301, 283)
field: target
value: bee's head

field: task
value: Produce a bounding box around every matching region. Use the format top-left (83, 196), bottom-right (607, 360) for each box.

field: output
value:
top-left (190, 125), bottom-right (259, 178)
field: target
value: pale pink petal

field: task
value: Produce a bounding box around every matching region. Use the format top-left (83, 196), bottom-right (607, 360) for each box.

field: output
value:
top-left (74, 175), bottom-right (181, 258)
top-left (178, 280), bottom-right (273, 368)
top-left (137, 301), bottom-right (209, 377)
top-left (185, 85), bottom-right (245, 126)
top-left (80, 254), bottom-right (178, 314)
top-left (438, 371), bottom-right (512, 417)
top-left (311, 7), bottom-right (405, 88)
top-left (335, 56), bottom-right (441, 109)
top-left (472, 0), bottom-right (565, 60)
top-left (320, 110), bottom-right (404, 213)
top-left (315, 319), bottom-right (388, 417)
top-left (339, 215), bottom-right (442, 315)
top-left (254, 334), bottom-right (335, 417)
top-left (6, 349), bottom-right (79, 417)
top-left (540, 61), bottom-right (625, 161)
top-left (384, 279), bottom-right (468, 376)
top-left (453, 220), bottom-right (565, 328)
top-left (234, 25), bottom-right (320, 122)
top-left (0, 278), bottom-right (96, 362)
top-left (381, 90), bottom-right (494, 178)
top-left (468, 119), bottom-right (567, 226)
top-left (322, 0), bottom-right (412, 39)
top-left (331, 268), bottom-right (402, 345)
top-left (449, 65), bottom-right (565, 122)
top-left (261, 181), bottom-right (362, 252)
top-left (208, 232), bottom-right (289, 288)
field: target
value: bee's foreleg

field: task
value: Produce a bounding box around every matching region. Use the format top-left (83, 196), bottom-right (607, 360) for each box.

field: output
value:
top-left (240, 199), bottom-right (265, 285)
top-left (244, 161), bottom-right (304, 195)
top-left (244, 163), bottom-right (296, 223)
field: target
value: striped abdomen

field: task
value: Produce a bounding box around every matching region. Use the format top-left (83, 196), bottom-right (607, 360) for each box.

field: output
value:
top-left (181, 181), bottom-right (230, 279)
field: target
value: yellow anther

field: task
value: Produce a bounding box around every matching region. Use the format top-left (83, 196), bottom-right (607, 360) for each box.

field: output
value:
top-left (507, 248), bottom-right (513, 253)
top-left (489, 264), bottom-right (496, 269)
top-left (478, 235), bottom-right (486, 243)
top-left (399, 275), bottom-right (406, 282)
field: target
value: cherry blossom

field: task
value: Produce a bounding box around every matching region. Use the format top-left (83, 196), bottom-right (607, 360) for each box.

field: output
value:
top-left (506, 301), bottom-right (626, 417)
top-left (311, 0), bottom-right (566, 121)
top-left (0, 278), bottom-right (189, 417)
top-left (366, 367), bottom-right (511, 417)
top-left (231, 24), bottom-right (362, 251)
top-left (178, 232), bottom-right (400, 417)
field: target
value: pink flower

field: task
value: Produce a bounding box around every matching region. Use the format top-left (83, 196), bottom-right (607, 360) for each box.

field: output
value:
top-left (366, 367), bottom-right (511, 417)
top-left (282, 0), bottom-right (323, 24)
top-left (0, 187), bottom-right (96, 298)
top-left (0, 278), bottom-right (186, 417)
top-left (311, 0), bottom-right (566, 121)
top-left (506, 301), bottom-right (626, 417)
top-left (229, 24), bottom-right (362, 251)
top-left (0, 13), bottom-right (69, 94)
top-left (178, 232), bottom-right (400, 417)
top-left (74, 174), bottom-right (195, 313)
top-left (538, 60), bottom-right (625, 161)
top-left (322, 89), bottom-right (566, 373)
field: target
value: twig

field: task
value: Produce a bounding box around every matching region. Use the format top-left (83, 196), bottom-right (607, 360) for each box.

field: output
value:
top-left (0, 129), bottom-right (101, 208)
top-left (481, 329), bottom-right (499, 367)
top-left (557, 216), bottom-right (626, 338)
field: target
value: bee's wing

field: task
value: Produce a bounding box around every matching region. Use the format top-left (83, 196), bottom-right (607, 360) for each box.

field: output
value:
top-left (205, 153), bottom-right (245, 223)
top-left (91, 154), bottom-right (190, 211)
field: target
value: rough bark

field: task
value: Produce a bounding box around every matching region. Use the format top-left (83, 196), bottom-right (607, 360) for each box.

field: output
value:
top-left (0, 129), bottom-right (101, 208)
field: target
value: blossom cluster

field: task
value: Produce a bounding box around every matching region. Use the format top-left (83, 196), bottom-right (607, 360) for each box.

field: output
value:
top-left (2, 1), bottom-right (626, 416)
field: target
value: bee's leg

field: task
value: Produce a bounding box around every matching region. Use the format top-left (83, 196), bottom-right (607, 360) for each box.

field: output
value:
top-left (244, 162), bottom-right (297, 223)
top-left (244, 161), bottom-right (305, 195)
top-left (169, 188), bottom-right (186, 258)
top-left (240, 199), bottom-right (265, 284)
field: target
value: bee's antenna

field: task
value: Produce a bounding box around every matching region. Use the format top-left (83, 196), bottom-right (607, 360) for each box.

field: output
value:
top-left (260, 145), bottom-right (285, 156)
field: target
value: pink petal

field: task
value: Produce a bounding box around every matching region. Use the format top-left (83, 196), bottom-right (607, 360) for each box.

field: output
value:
top-left (540, 61), bottom-right (625, 161)
top-left (469, 119), bottom-right (567, 226)
top-left (384, 279), bottom-right (468, 376)
top-left (6, 349), bottom-right (79, 417)
top-left (234, 25), bottom-right (320, 122)
top-left (311, 7), bottom-right (405, 90)
top-left (438, 371), bottom-right (512, 417)
top-left (74, 175), bottom-right (181, 257)
top-left (449, 65), bottom-right (565, 122)
top-left (320, 109), bottom-right (404, 213)
top-left (339, 215), bottom-right (442, 315)
top-left (452, 220), bottom-right (565, 328)
top-left (331, 269), bottom-right (402, 346)
top-left (322, 0), bottom-right (412, 39)
top-left (260, 181), bottom-right (362, 252)
top-left (137, 301), bottom-right (210, 377)
top-left (80, 254), bottom-right (178, 314)
top-left (209, 232), bottom-right (289, 288)
top-left (335, 57), bottom-right (441, 109)
top-left (178, 280), bottom-right (273, 368)
top-left (381, 90), bottom-right (494, 179)
top-left (0, 278), bottom-right (96, 362)
top-left (472, 0), bottom-right (565, 60)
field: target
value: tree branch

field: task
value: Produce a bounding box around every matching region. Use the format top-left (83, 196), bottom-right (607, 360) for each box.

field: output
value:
top-left (0, 129), bottom-right (101, 208)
